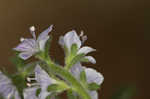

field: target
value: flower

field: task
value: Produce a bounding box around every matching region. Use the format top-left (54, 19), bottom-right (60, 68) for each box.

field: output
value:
top-left (0, 71), bottom-right (20, 99)
top-left (59, 30), bottom-right (96, 64)
top-left (34, 64), bottom-right (56, 99)
top-left (23, 87), bottom-right (39, 99)
top-left (70, 63), bottom-right (104, 99)
top-left (13, 25), bottom-right (53, 60)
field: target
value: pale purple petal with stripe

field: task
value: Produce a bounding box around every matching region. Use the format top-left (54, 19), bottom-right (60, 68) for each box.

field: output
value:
top-left (37, 25), bottom-right (53, 41)
top-left (70, 63), bottom-right (83, 79)
top-left (14, 39), bottom-right (36, 52)
top-left (35, 65), bottom-right (54, 99)
top-left (0, 71), bottom-right (20, 99)
top-left (64, 30), bottom-right (81, 51)
top-left (38, 36), bottom-right (49, 51)
top-left (23, 87), bottom-right (39, 99)
top-left (77, 46), bottom-right (96, 55)
top-left (84, 56), bottom-right (96, 64)
top-left (89, 91), bottom-right (98, 99)
top-left (84, 68), bottom-right (104, 85)
top-left (19, 52), bottom-right (33, 60)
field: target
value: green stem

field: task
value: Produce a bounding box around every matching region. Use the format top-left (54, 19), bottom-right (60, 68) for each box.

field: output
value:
top-left (39, 56), bottom-right (91, 99)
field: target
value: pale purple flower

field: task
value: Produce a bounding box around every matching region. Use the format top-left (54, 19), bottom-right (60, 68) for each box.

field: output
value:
top-left (59, 30), bottom-right (96, 64)
top-left (70, 63), bottom-right (104, 99)
top-left (13, 25), bottom-right (53, 60)
top-left (0, 71), bottom-right (20, 99)
top-left (34, 64), bottom-right (56, 99)
top-left (23, 87), bottom-right (39, 99)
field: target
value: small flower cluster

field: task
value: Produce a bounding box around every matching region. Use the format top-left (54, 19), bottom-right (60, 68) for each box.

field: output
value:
top-left (0, 25), bottom-right (104, 99)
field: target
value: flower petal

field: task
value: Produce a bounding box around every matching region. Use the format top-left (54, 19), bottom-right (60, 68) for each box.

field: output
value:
top-left (34, 65), bottom-right (53, 87)
top-left (84, 68), bottom-right (104, 85)
top-left (0, 71), bottom-right (19, 99)
top-left (19, 52), bottom-right (33, 60)
top-left (64, 30), bottom-right (81, 51)
top-left (58, 36), bottom-right (65, 47)
top-left (38, 36), bottom-right (49, 51)
top-left (89, 91), bottom-right (98, 99)
top-left (37, 25), bottom-right (53, 41)
top-left (77, 46), bottom-right (96, 55)
top-left (34, 65), bottom-right (55, 99)
top-left (13, 39), bottom-right (36, 52)
top-left (23, 87), bottom-right (39, 99)
top-left (84, 56), bottom-right (96, 64)
top-left (70, 63), bottom-right (83, 79)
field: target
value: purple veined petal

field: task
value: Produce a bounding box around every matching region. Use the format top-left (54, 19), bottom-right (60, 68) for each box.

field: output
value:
top-left (70, 63), bottom-right (83, 79)
top-left (84, 56), bottom-right (96, 64)
top-left (58, 36), bottom-right (65, 47)
top-left (14, 90), bottom-right (21, 99)
top-left (34, 65), bottom-right (55, 99)
top-left (37, 25), bottom-right (53, 41)
top-left (77, 46), bottom-right (96, 55)
top-left (34, 65), bottom-right (55, 88)
top-left (19, 51), bottom-right (33, 60)
top-left (64, 30), bottom-right (81, 51)
top-left (0, 71), bottom-right (20, 99)
top-left (13, 38), bottom-right (36, 52)
top-left (38, 36), bottom-right (49, 51)
top-left (84, 68), bottom-right (104, 85)
top-left (23, 87), bottom-right (39, 99)
top-left (89, 91), bottom-right (98, 99)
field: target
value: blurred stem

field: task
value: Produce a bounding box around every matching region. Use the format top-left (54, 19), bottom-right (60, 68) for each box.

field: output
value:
top-left (37, 54), bottom-right (91, 99)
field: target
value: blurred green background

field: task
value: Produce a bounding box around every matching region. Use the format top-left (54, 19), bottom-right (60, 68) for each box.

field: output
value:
top-left (0, 0), bottom-right (148, 99)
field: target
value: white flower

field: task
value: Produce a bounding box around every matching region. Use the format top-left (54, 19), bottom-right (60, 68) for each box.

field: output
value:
top-left (59, 30), bottom-right (96, 64)
top-left (0, 71), bottom-right (20, 99)
top-left (34, 64), bottom-right (56, 99)
top-left (13, 25), bottom-right (53, 60)
top-left (70, 63), bottom-right (104, 99)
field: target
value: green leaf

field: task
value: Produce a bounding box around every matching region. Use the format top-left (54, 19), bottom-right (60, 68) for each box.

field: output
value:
top-left (65, 53), bottom-right (85, 70)
top-left (44, 36), bottom-right (52, 59)
top-left (67, 89), bottom-right (78, 99)
top-left (80, 70), bottom-right (87, 84)
top-left (47, 84), bottom-right (59, 92)
top-left (88, 83), bottom-right (100, 91)
top-left (10, 52), bottom-right (25, 71)
top-left (70, 44), bottom-right (78, 56)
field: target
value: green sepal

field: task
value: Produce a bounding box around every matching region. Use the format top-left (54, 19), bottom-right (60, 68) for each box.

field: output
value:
top-left (88, 83), bottom-right (100, 91)
top-left (36, 88), bottom-right (41, 97)
top-left (70, 44), bottom-right (78, 56)
top-left (44, 36), bottom-right (52, 59)
top-left (65, 53), bottom-right (85, 70)
top-left (47, 82), bottom-right (68, 93)
top-left (80, 70), bottom-right (87, 84)
top-left (10, 52), bottom-right (25, 71)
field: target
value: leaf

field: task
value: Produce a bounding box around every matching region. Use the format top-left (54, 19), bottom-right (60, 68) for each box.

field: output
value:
top-left (10, 52), bottom-right (25, 71)
top-left (80, 70), bottom-right (87, 84)
top-left (70, 44), bottom-right (78, 56)
top-left (88, 83), bottom-right (100, 91)
top-left (65, 53), bottom-right (85, 70)
top-left (44, 36), bottom-right (52, 59)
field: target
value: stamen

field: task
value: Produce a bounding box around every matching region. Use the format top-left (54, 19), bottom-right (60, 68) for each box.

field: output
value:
top-left (27, 83), bottom-right (39, 87)
top-left (20, 37), bottom-right (25, 42)
top-left (26, 77), bottom-right (36, 82)
top-left (80, 30), bottom-right (84, 37)
top-left (30, 26), bottom-right (35, 32)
